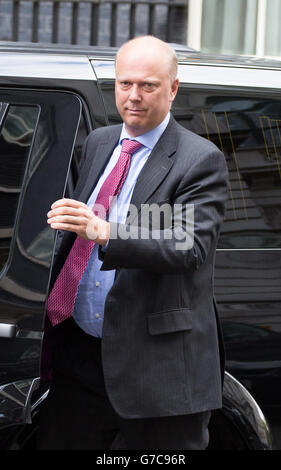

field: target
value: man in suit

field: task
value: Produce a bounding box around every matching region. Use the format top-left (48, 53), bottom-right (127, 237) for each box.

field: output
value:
top-left (38, 35), bottom-right (228, 450)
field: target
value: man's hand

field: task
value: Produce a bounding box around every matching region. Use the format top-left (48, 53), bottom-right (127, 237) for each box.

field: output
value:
top-left (47, 198), bottom-right (110, 246)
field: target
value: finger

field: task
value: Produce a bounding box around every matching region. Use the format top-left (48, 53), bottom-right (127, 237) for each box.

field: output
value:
top-left (48, 215), bottom-right (87, 226)
top-left (51, 198), bottom-right (87, 210)
top-left (47, 206), bottom-right (90, 218)
top-left (49, 222), bottom-right (80, 232)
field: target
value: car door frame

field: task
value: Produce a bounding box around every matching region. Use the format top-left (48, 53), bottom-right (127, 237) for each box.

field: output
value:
top-left (0, 87), bottom-right (82, 428)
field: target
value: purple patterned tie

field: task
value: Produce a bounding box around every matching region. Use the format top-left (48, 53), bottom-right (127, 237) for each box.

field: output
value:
top-left (46, 138), bottom-right (142, 326)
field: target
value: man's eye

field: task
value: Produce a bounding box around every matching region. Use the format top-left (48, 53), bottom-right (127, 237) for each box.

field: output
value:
top-left (120, 82), bottom-right (130, 88)
top-left (143, 83), bottom-right (155, 91)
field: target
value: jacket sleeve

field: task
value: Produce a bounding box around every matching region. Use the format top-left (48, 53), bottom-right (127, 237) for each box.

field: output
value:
top-left (99, 148), bottom-right (229, 274)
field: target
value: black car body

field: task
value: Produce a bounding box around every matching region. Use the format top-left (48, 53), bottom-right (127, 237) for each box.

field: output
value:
top-left (1, 41), bottom-right (281, 450)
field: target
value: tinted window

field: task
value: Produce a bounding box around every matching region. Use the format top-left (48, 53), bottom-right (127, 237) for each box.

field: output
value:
top-left (172, 89), bottom-right (281, 249)
top-left (0, 104), bottom-right (39, 271)
top-left (97, 79), bottom-right (121, 125)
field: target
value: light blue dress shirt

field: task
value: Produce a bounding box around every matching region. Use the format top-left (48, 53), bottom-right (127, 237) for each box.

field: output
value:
top-left (73, 113), bottom-right (170, 337)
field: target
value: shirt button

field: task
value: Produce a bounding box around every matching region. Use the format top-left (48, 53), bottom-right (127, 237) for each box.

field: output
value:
top-left (95, 281), bottom-right (100, 287)
top-left (95, 313), bottom-right (100, 319)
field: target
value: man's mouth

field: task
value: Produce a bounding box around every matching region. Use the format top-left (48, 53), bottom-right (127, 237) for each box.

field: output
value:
top-left (126, 108), bottom-right (145, 113)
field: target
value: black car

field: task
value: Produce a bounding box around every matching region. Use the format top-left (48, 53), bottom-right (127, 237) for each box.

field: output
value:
top-left (1, 41), bottom-right (281, 450)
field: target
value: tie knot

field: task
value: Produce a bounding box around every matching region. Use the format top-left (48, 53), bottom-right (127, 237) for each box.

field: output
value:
top-left (121, 138), bottom-right (142, 155)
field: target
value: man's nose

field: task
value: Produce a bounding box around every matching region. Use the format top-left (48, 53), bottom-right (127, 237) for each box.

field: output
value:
top-left (128, 84), bottom-right (141, 101)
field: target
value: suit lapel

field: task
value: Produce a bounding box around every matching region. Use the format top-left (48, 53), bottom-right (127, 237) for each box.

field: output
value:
top-left (74, 126), bottom-right (122, 203)
top-left (129, 116), bottom-right (178, 219)
top-left (58, 126), bottom-right (122, 263)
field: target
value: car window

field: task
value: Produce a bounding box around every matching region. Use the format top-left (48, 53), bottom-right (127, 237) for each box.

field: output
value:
top-left (0, 104), bottom-right (40, 271)
top-left (172, 89), bottom-right (281, 249)
top-left (95, 79), bottom-right (121, 126)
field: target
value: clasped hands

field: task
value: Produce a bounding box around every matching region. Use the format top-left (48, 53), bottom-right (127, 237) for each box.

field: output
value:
top-left (47, 198), bottom-right (110, 246)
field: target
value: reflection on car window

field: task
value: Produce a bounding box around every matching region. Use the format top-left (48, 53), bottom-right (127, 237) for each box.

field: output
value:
top-left (172, 90), bottom-right (281, 249)
top-left (222, 321), bottom-right (273, 341)
top-left (0, 104), bottom-right (39, 271)
top-left (97, 80), bottom-right (122, 125)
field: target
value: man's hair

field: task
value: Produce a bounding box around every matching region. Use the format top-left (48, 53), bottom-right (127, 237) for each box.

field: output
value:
top-left (115, 35), bottom-right (178, 82)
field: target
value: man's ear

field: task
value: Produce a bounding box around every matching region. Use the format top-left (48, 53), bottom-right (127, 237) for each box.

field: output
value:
top-left (170, 78), bottom-right (179, 102)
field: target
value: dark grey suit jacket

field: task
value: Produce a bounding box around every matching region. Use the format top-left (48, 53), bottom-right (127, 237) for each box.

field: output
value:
top-left (51, 115), bottom-right (229, 419)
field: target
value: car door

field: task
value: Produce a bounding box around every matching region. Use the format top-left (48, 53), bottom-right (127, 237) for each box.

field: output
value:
top-left (0, 89), bottom-right (82, 427)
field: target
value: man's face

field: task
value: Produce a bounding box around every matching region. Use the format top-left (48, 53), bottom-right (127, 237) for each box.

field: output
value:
top-left (115, 45), bottom-right (179, 137)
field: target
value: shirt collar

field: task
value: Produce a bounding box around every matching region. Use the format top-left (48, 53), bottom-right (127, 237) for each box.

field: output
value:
top-left (119, 112), bottom-right (170, 151)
